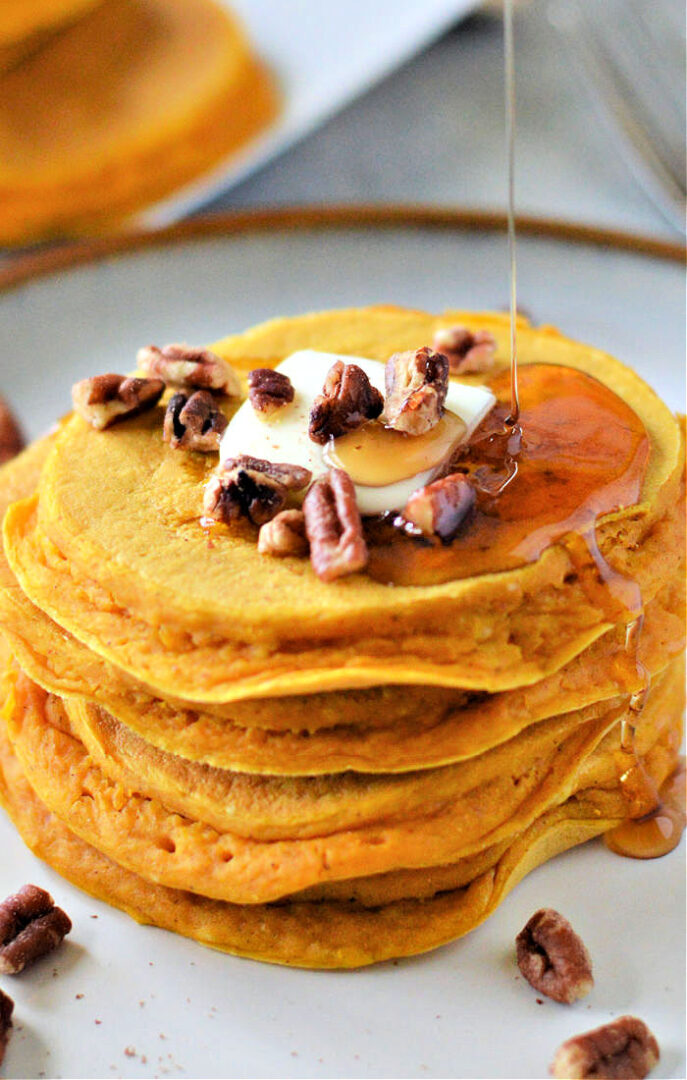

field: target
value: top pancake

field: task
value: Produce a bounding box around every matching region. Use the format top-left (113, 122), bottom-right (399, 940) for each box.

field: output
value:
top-left (3, 308), bottom-right (683, 703)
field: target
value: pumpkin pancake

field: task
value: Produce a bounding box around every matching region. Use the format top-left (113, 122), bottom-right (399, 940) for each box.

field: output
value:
top-left (0, 558), bottom-right (681, 773)
top-left (0, 0), bottom-right (277, 245)
top-left (0, 720), bottom-right (679, 968)
top-left (5, 311), bottom-right (683, 703)
top-left (60, 658), bottom-right (684, 840)
top-left (3, 660), bottom-right (682, 904)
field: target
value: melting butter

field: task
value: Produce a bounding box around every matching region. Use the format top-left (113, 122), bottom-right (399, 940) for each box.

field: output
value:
top-left (219, 350), bottom-right (495, 515)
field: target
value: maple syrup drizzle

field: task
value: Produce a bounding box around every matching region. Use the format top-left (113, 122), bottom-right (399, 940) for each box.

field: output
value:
top-left (366, 365), bottom-right (650, 584)
top-left (605, 759), bottom-right (686, 860)
top-left (468, 1), bottom-right (670, 850)
top-left (504, 0), bottom-right (520, 430)
top-left (466, 0), bottom-right (523, 500)
top-left (373, 0), bottom-right (675, 850)
top-left (566, 527), bottom-right (660, 824)
top-left (324, 413), bottom-right (467, 487)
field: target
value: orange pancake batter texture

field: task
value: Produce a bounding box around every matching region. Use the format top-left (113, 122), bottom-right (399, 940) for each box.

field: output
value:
top-left (0, 306), bottom-right (684, 968)
top-left (0, 0), bottom-right (278, 245)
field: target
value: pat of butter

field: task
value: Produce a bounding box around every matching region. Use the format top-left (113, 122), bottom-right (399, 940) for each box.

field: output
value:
top-left (219, 350), bottom-right (495, 515)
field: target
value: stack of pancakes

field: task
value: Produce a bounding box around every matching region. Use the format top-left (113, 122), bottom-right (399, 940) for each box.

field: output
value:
top-left (0, 0), bottom-right (277, 245)
top-left (0, 308), bottom-right (684, 968)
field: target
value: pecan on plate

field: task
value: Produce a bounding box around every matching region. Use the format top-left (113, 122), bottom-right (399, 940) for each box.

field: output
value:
top-left (551, 1016), bottom-right (660, 1079)
top-left (72, 374), bottom-right (164, 430)
top-left (303, 469), bottom-right (367, 582)
top-left (403, 474), bottom-right (476, 541)
top-left (432, 325), bottom-right (497, 375)
top-left (384, 347), bottom-right (449, 435)
top-left (137, 344), bottom-right (241, 397)
top-left (163, 390), bottom-right (227, 452)
top-left (204, 455), bottom-right (311, 527)
top-left (258, 509), bottom-right (309, 557)
top-left (308, 361), bottom-right (383, 444)
top-left (0, 988), bottom-right (12, 1067)
top-left (516, 908), bottom-right (593, 1004)
top-left (0, 884), bottom-right (72, 975)
top-left (248, 369), bottom-right (295, 417)
top-left (0, 398), bottom-right (24, 465)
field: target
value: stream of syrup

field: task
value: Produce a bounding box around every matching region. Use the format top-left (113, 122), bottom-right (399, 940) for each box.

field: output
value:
top-left (381, 1), bottom-right (684, 856)
top-left (506, 1), bottom-right (680, 857)
top-left (464, 0), bottom-right (523, 498)
top-left (504, 0), bottom-right (519, 430)
top-left (501, 0), bottom-right (682, 856)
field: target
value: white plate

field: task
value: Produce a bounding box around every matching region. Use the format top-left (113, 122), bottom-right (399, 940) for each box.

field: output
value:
top-left (0, 217), bottom-right (684, 1080)
top-left (137, 0), bottom-right (479, 229)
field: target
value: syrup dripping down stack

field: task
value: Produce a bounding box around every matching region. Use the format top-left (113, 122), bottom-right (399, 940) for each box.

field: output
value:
top-left (0, 307), bottom-right (684, 968)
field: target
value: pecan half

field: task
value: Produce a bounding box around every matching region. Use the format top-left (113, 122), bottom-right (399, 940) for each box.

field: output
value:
top-left (0, 989), bottom-right (12, 1067)
top-left (137, 344), bottom-right (240, 397)
top-left (403, 474), bottom-right (476, 541)
top-left (309, 361), bottom-right (384, 444)
top-left (384, 347), bottom-right (449, 435)
top-left (204, 455), bottom-right (311, 527)
top-left (551, 1016), bottom-right (660, 1079)
top-left (248, 368), bottom-right (295, 417)
top-left (516, 908), bottom-right (593, 1004)
top-left (258, 509), bottom-right (309, 557)
top-left (0, 884), bottom-right (72, 974)
top-left (303, 469), bottom-right (367, 582)
top-left (432, 325), bottom-right (497, 375)
top-left (72, 374), bottom-right (164, 430)
top-left (163, 390), bottom-right (227, 452)
top-left (0, 398), bottom-right (24, 465)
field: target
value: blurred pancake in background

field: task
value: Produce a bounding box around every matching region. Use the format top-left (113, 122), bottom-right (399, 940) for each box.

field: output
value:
top-left (0, 0), bottom-right (278, 245)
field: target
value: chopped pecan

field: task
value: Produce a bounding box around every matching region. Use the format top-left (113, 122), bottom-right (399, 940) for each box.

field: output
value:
top-left (403, 474), bottom-right (476, 541)
top-left (0, 398), bottom-right (24, 465)
top-left (163, 390), bottom-right (227, 452)
top-left (551, 1016), bottom-right (660, 1079)
top-left (258, 509), bottom-right (309, 557)
top-left (432, 325), bottom-right (497, 375)
top-left (248, 369), bottom-right (295, 417)
top-left (309, 361), bottom-right (384, 444)
top-left (0, 988), bottom-right (12, 1067)
top-left (0, 884), bottom-right (72, 975)
top-left (137, 344), bottom-right (240, 396)
top-left (72, 374), bottom-right (164, 430)
top-left (204, 455), bottom-right (311, 527)
top-left (516, 908), bottom-right (593, 1004)
top-left (303, 469), bottom-right (367, 582)
top-left (384, 347), bottom-right (449, 435)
